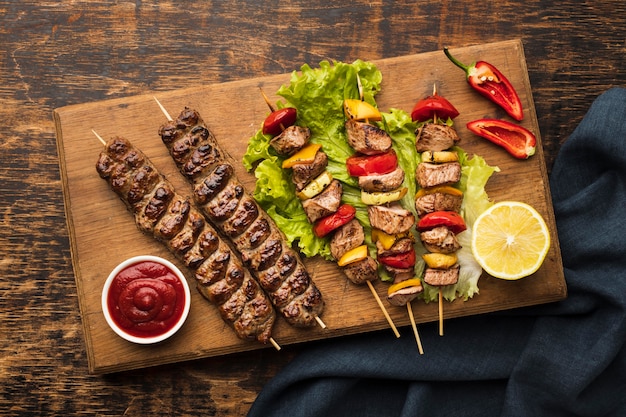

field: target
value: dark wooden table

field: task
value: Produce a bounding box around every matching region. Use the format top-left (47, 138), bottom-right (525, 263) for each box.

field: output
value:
top-left (2, 1), bottom-right (625, 415)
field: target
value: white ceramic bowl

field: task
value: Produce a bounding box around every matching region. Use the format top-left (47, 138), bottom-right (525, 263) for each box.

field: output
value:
top-left (102, 255), bottom-right (191, 344)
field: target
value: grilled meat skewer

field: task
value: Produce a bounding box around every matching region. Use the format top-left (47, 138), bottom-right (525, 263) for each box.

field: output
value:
top-left (96, 136), bottom-right (277, 344)
top-left (158, 108), bottom-right (324, 328)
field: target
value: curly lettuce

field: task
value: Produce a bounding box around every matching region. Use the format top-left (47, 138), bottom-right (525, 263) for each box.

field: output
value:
top-left (243, 59), bottom-right (499, 303)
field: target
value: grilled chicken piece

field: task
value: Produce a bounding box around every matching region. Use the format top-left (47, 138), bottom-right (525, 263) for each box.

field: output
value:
top-left (415, 123), bottom-right (461, 152)
top-left (269, 125), bottom-right (311, 156)
top-left (301, 179), bottom-right (343, 223)
top-left (341, 256), bottom-right (379, 284)
top-left (358, 166), bottom-right (405, 193)
top-left (291, 150), bottom-right (328, 191)
top-left (330, 219), bottom-right (365, 260)
top-left (416, 162), bottom-right (462, 189)
top-left (344, 119), bottom-right (392, 155)
top-left (423, 264), bottom-right (460, 286)
top-left (387, 283), bottom-right (423, 306)
top-left (420, 226), bottom-right (462, 254)
top-left (415, 192), bottom-right (463, 217)
top-left (368, 204), bottom-right (415, 235)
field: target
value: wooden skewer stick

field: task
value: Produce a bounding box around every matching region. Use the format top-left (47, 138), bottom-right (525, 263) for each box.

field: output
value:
top-left (367, 281), bottom-right (400, 338)
top-left (406, 301), bottom-right (424, 354)
top-left (154, 96), bottom-right (173, 121)
top-left (92, 128), bottom-right (283, 351)
top-left (437, 285), bottom-right (445, 337)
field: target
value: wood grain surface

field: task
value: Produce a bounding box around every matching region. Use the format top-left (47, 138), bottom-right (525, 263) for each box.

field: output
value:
top-left (55, 39), bottom-right (564, 374)
top-left (3, 1), bottom-right (626, 415)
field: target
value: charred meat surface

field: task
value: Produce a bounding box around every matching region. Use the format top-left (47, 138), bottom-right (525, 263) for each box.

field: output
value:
top-left (96, 137), bottom-right (276, 344)
top-left (420, 226), bottom-right (462, 254)
top-left (301, 179), bottom-right (343, 223)
top-left (415, 191), bottom-right (463, 217)
top-left (423, 264), bottom-right (460, 286)
top-left (368, 204), bottom-right (415, 235)
top-left (415, 123), bottom-right (461, 152)
top-left (291, 150), bottom-right (328, 191)
top-left (358, 166), bottom-right (405, 193)
top-left (344, 119), bottom-right (392, 155)
top-left (159, 109), bottom-right (324, 328)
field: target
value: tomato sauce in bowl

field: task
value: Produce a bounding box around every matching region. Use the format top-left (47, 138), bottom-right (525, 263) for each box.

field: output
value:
top-left (102, 255), bottom-right (191, 344)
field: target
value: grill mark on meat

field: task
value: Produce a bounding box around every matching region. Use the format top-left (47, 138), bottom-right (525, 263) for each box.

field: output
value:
top-left (96, 136), bottom-right (275, 344)
top-left (301, 179), bottom-right (342, 223)
top-left (368, 204), bottom-right (415, 235)
top-left (220, 195), bottom-right (259, 237)
top-left (269, 125), bottom-right (311, 156)
top-left (341, 256), bottom-right (379, 284)
top-left (344, 119), bottom-right (392, 155)
top-left (330, 219), bottom-right (364, 260)
top-left (194, 163), bottom-right (233, 205)
top-left (160, 109), bottom-right (324, 328)
top-left (415, 123), bottom-right (460, 152)
top-left (420, 226), bottom-right (462, 254)
top-left (416, 162), bottom-right (462, 189)
top-left (292, 150), bottom-right (327, 191)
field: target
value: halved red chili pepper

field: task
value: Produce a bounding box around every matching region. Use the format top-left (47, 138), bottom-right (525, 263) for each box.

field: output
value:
top-left (313, 204), bottom-right (357, 238)
top-left (263, 107), bottom-right (297, 136)
top-left (466, 118), bottom-right (536, 159)
top-left (346, 150), bottom-right (398, 177)
top-left (378, 247), bottom-right (416, 269)
top-left (411, 94), bottom-right (459, 122)
top-left (417, 211), bottom-right (467, 235)
top-left (444, 47), bottom-right (524, 121)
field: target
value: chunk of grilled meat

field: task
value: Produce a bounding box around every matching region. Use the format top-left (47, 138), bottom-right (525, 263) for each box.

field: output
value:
top-left (416, 162), bottom-right (462, 189)
top-left (96, 137), bottom-right (276, 344)
top-left (368, 204), bottom-right (415, 235)
top-left (358, 166), bottom-right (405, 193)
top-left (415, 123), bottom-right (461, 152)
top-left (420, 226), bottom-right (462, 254)
top-left (269, 125), bottom-right (311, 156)
top-left (387, 283), bottom-right (423, 307)
top-left (423, 264), bottom-right (460, 286)
top-left (301, 179), bottom-right (343, 223)
top-left (344, 119), bottom-right (392, 155)
top-left (291, 150), bottom-right (328, 191)
top-left (330, 219), bottom-right (378, 285)
top-left (158, 108), bottom-right (324, 328)
top-left (415, 191), bottom-right (463, 217)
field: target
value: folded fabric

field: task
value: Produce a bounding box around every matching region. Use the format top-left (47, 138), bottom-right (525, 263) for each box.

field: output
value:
top-left (248, 87), bottom-right (626, 417)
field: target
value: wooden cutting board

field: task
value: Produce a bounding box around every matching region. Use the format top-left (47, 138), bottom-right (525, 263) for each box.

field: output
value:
top-left (55, 39), bottom-right (566, 374)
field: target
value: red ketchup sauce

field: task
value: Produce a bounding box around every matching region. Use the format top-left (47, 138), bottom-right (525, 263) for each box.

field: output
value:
top-left (107, 260), bottom-right (186, 338)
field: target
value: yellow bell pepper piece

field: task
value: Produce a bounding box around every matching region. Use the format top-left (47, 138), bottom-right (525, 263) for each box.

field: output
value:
top-left (361, 187), bottom-right (407, 205)
top-left (282, 143), bottom-right (322, 169)
top-left (337, 245), bottom-right (369, 267)
top-left (415, 185), bottom-right (463, 199)
top-left (422, 253), bottom-right (458, 269)
top-left (387, 278), bottom-right (423, 296)
top-left (371, 228), bottom-right (397, 251)
top-left (421, 150), bottom-right (459, 163)
top-left (343, 99), bottom-right (382, 121)
top-left (296, 170), bottom-right (333, 200)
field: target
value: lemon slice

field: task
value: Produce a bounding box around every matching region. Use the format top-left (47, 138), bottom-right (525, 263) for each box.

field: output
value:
top-left (471, 201), bottom-right (550, 280)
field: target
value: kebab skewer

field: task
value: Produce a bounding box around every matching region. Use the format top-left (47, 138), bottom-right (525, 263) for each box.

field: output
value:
top-left (343, 78), bottom-right (425, 352)
top-left (411, 85), bottom-right (466, 336)
top-left (93, 131), bottom-right (280, 349)
top-left (154, 102), bottom-right (326, 330)
top-left (257, 90), bottom-right (401, 338)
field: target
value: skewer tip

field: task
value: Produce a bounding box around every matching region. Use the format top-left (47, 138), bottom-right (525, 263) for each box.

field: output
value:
top-left (367, 280), bottom-right (400, 338)
top-left (269, 337), bottom-right (281, 351)
top-left (315, 315), bottom-right (327, 329)
top-left (153, 96), bottom-right (173, 122)
top-left (92, 129), bottom-right (106, 146)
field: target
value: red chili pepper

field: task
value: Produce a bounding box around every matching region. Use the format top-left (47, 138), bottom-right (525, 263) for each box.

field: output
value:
top-left (313, 204), bottom-right (357, 238)
top-left (378, 247), bottom-right (416, 269)
top-left (466, 118), bottom-right (536, 159)
top-left (346, 150), bottom-right (398, 177)
top-left (411, 94), bottom-right (459, 122)
top-left (263, 107), bottom-right (297, 136)
top-left (444, 47), bottom-right (524, 121)
top-left (417, 211), bottom-right (467, 235)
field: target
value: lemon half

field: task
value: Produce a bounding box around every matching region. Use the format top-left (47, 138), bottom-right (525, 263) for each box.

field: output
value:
top-left (471, 201), bottom-right (550, 280)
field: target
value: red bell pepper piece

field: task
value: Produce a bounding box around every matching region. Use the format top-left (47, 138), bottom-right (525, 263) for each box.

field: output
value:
top-left (444, 47), bottom-right (524, 121)
top-left (313, 204), bottom-right (357, 238)
top-left (378, 246), bottom-right (416, 269)
top-left (466, 118), bottom-right (536, 159)
top-left (417, 211), bottom-right (467, 235)
top-left (263, 107), bottom-right (297, 136)
top-left (346, 150), bottom-right (398, 177)
top-left (411, 94), bottom-right (459, 122)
